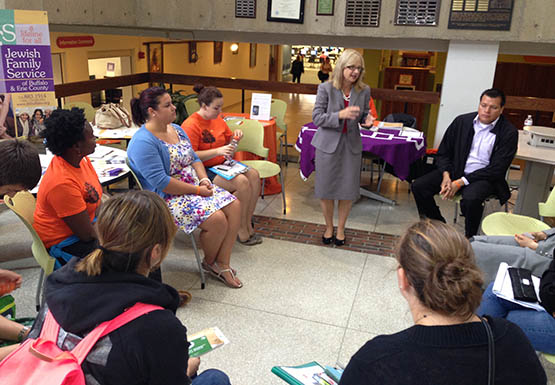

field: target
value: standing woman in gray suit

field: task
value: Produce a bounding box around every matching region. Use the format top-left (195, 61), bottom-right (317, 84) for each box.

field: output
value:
top-left (312, 49), bottom-right (374, 246)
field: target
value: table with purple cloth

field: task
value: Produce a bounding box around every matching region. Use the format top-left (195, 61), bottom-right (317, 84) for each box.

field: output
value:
top-left (295, 122), bottom-right (427, 204)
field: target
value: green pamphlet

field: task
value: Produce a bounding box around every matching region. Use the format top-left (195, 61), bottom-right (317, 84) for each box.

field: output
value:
top-left (188, 327), bottom-right (229, 358)
top-left (271, 361), bottom-right (338, 385)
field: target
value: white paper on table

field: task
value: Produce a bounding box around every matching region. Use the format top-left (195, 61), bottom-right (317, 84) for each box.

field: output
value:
top-left (88, 145), bottom-right (115, 159)
top-left (399, 129), bottom-right (423, 139)
top-left (492, 262), bottom-right (545, 312)
top-left (250, 93), bottom-right (272, 121)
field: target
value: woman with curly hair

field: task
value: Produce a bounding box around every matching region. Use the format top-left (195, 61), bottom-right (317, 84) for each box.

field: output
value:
top-left (33, 108), bottom-right (101, 267)
top-left (340, 220), bottom-right (546, 385)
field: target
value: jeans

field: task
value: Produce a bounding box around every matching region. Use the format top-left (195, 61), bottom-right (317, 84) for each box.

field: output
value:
top-left (191, 369), bottom-right (231, 385)
top-left (477, 283), bottom-right (555, 354)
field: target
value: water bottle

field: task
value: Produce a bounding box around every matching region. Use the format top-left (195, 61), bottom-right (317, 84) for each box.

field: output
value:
top-left (524, 115), bottom-right (533, 132)
top-left (224, 137), bottom-right (239, 165)
top-left (0, 281), bottom-right (16, 296)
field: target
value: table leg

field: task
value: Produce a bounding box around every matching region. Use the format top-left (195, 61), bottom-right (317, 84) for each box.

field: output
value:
top-left (514, 160), bottom-right (553, 218)
top-left (359, 187), bottom-right (396, 205)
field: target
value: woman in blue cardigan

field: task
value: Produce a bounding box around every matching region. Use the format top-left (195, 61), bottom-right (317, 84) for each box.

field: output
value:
top-left (127, 87), bottom-right (243, 288)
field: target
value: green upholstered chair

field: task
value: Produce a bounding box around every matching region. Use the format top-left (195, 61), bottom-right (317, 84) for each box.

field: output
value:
top-left (125, 158), bottom-right (206, 289)
top-left (64, 102), bottom-right (96, 122)
top-left (184, 97), bottom-right (201, 117)
top-left (480, 186), bottom-right (555, 235)
top-left (270, 99), bottom-right (289, 167)
top-left (4, 191), bottom-right (56, 311)
top-left (227, 118), bottom-right (286, 214)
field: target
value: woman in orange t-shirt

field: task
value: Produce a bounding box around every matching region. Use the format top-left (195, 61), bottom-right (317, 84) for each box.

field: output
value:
top-left (182, 84), bottom-right (262, 246)
top-left (34, 108), bottom-right (101, 267)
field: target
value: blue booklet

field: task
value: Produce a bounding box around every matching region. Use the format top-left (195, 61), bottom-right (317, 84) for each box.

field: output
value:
top-left (209, 162), bottom-right (249, 180)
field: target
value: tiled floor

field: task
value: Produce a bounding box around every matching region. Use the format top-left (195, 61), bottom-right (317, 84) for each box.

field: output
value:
top-left (3, 160), bottom-right (554, 384)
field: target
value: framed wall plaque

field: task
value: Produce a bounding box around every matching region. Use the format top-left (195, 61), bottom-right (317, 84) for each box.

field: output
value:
top-left (214, 41), bottom-right (223, 64)
top-left (249, 43), bottom-right (257, 67)
top-left (188, 42), bottom-right (198, 63)
top-left (267, 0), bottom-right (305, 24)
top-left (448, 0), bottom-right (513, 30)
top-left (317, 0), bottom-right (334, 15)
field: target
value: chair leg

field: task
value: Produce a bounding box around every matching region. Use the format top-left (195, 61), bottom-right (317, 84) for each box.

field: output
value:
top-left (280, 171), bottom-right (286, 214)
top-left (261, 178), bottom-right (265, 199)
top-left (36, 269), bottom-right (45, 312)
top-left (278, 136), bottom-right (284, 168)
top-left (189, 233), bottom-right (206, 290)
top-left (454, 202), bottom-right (458, 224)
top-left (376, 162), bottom-right (386, 193)
top-left (284, 135), bottom-right (289, 166)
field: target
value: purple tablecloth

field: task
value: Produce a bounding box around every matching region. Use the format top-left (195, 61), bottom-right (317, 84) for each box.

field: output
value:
top-left (295, 122), bottom-right (426, 181)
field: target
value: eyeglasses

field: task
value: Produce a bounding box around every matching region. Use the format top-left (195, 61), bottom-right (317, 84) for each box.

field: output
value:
top-left (345, 65), bottom-right (363, 72)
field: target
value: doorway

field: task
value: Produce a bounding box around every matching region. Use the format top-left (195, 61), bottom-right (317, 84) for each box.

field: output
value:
top-left (87, 56), bottom-right (132, 109)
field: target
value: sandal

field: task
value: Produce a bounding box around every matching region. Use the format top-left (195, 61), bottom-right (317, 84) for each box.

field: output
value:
top-left (202, 260), bottom-right (237, 276)
top-left (204, 262), bottom-right (243, 288)
top-left (237, 234), bottom-right (263, 246)
top-left (177, 290), bottom-right (192, 307)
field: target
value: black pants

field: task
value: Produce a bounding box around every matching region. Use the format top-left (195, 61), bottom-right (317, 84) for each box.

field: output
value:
top-left (292, 73), bottom-right (301, 83)
top-left (411, 169), bottom-right (495, 237)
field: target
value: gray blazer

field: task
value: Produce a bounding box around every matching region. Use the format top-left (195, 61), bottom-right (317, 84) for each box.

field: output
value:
top-left (311, 81), bottom-right (371, 154)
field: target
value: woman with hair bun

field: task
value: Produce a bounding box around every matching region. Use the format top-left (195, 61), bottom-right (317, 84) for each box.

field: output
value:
top-left (340, 220), bottom-right (546, 385)
top-left (182, 84), bottom-right (261, 246)
top-left (28, 191), bottom-right (231, 385)
top-left (127, 87), bottom-right (243, 288)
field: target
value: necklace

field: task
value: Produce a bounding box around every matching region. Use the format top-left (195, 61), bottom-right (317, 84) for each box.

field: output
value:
top-left (414, 314), bottom-right (428, 324)
top-left (342, 91), bottom-right (350, 102)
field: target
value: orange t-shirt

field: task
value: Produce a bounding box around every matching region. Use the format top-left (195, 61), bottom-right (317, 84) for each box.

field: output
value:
top-left (33, 156), bottom-right (102, 248)
top-left (182, 112), bottom-right (233, 167)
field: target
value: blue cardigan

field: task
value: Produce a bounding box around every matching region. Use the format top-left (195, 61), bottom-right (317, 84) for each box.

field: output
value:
top-left (127, 124), bottom-right (200, 198)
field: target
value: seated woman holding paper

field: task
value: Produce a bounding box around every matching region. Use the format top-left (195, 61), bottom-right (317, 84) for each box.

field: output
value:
top-left (34, 108), bottom-right (101, 267)
top-left (127, 87), bottom-right (243, 288)
top-left (28, 191), bottom-right (231, 385)
top-left (340, 220), bottom-right (546, 385)
top-left (471, 229), bottom-right (555, 285)
top-left (477, 257), bottom-right (555, 354)
top-left (182, 84), bottom-right (261, 246)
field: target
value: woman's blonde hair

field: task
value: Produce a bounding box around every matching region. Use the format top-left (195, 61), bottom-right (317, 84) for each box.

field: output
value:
top-left (76, 191), bottom-right (177, 276)
top-left (396, 220), bottom-right (484, 319)
top-left (331, 49), bottom-right (367, 92)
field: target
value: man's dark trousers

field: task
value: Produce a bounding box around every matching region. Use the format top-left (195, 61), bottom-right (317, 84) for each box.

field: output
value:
top-left (412, 169), bottom-right (496, 237)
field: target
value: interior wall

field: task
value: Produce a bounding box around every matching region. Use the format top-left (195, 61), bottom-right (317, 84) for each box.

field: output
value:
top-left (163, 41), bottom-right (270, 109)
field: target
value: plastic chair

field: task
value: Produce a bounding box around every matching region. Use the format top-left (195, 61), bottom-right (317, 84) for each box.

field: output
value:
top-left (64, 102), bottom-right (96, 123)
top-left (270, 99), bottom-right (288, 166)
top-left (3, 192), bottom-right (56, 311)
top-left (453, 193), bottom-right (508, 224)
top-left (227, 119), bottom-right (286, 214)
top-left (184, 97), bottom-right (200, 117)
top-left (480, 184), bottom-right (555, 235)
top-left (125, 158), bottom-right (206, 289)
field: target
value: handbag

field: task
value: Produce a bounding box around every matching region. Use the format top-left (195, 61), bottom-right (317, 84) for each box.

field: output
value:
top-left (481, 316), bottom-right (495, 385)
top-left (94, 103), bottom-right (131, 129)
top-left (0, 303), bottom-right (162, 385)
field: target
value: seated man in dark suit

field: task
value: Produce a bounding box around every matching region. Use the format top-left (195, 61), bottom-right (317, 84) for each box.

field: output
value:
top-left (412, 88), bottom-right (518, 238)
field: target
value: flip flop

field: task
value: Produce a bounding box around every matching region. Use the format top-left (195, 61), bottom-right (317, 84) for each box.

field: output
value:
top-left (177, 290), bottom-right (192, 307)
top-left (237, 234), bottom-right (263, 246)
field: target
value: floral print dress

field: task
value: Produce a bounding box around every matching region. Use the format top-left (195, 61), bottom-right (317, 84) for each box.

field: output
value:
top-left (163, 129), bottom-right (236, 233)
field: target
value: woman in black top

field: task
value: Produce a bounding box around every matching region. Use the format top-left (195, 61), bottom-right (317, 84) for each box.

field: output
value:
top-left (340, 220), bottom-right (546, 385)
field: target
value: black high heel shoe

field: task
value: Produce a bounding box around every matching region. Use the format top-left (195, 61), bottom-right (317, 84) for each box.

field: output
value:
top-left (322, 234), bottom-right (335, 245)
top-left (334, 236), bottom-right (346, 246)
